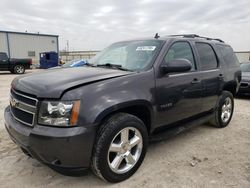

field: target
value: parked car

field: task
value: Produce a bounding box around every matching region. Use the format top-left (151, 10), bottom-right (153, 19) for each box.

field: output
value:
top-left (52, 59), bottom-right (88, 69)
top-left (0, 52), bottom-right (32, 74)
top-left (4, 34), bottom-right (241, 182)
top-left (238, 62), bottom-right (250, 94)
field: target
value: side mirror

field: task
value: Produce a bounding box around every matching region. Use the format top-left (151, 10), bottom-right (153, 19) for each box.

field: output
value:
top-left (161, 59), bottom-right (192, 74)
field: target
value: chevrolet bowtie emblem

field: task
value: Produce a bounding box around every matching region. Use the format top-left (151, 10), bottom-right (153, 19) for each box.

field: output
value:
top-left (10, 97), bottom-right (19, 108)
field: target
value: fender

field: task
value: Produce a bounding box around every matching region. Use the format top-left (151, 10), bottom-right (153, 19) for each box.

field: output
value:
top-left (94, 99), bottom-right (154, 124)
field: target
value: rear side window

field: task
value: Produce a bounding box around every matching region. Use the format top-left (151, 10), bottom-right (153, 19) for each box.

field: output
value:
top-left (164, 41), bottom-right (196, 70)
top-left (216, 45), bottom-right (239, 67)
top-left (196, 43), bottom-right (218, 70)
top-left (0, 53), bottom-right (8, 61)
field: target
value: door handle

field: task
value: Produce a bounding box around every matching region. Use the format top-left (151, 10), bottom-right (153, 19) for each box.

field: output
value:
top-left (191, 78), bottom-right (201, 84)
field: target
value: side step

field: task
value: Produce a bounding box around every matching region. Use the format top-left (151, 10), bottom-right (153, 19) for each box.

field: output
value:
top-left (149, 113), bottom-right (213, 142)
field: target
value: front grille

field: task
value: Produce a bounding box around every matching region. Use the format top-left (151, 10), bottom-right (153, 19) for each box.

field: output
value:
top-left (240, 82), bottom-right (249, 88)
top-left (10, 89), bottom-right (38, 127)
top-left (11, 90), bottom-right (37, 106)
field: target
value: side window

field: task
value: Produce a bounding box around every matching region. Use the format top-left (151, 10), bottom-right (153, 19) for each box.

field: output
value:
top-left (216, 45), bottom-right (239, 66)
top-left (0, 53), bottom-right (8, 61)
top-left (164, 42), bottom-right (196, 70)
top-left (196, 43), bottom-right (218, 70)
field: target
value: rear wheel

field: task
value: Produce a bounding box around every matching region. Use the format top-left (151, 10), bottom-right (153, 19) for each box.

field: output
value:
top-left (210, 91), bottom-right (234, 128)
top-left (14, 65), bottom-right (25, 74)
top-left (91, 113), bottom-right (148, 182)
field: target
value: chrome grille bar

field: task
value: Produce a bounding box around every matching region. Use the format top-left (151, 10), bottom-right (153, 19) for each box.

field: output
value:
top-left (10, 89), bottom-right (38, 127)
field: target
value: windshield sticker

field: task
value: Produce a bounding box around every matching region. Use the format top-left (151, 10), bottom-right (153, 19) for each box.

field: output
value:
top-left (136, 46), bottom-right (156, 51)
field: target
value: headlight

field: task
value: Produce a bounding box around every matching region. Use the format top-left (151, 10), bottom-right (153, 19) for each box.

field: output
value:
top-left (38, 100), bottom-right (81, 127)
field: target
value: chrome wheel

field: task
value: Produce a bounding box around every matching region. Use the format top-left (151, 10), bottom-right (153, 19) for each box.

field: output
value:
top-left (221, 97), bottom-right (232, 123)
top-left (107, 127), bottom-right (143, 174)
top-left (15, 65), bottom-right (24, 74)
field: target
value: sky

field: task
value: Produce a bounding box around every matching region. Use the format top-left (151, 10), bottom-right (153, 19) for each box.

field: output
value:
top-left (0, 0), bottom-right (250, 51)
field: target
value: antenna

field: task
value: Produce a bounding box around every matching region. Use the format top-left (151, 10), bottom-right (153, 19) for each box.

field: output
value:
top-left (154, 33), bottom-right (160, 39)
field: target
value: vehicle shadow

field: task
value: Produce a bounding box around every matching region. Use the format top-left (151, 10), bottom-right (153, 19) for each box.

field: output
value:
top-left (235, 94), bottom-right (250, 100)
top-left (17, 123), bottom-right (211, 187)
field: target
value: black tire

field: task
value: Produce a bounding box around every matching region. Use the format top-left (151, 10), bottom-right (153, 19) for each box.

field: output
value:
top-left (10, 69), bottom-right (14, 74)
top-left (14, 65), bottom-right (25, 74)
top-left (91, 113), bottom-right (148, 183)
top-left (209, 91), bottom-right (234, 128)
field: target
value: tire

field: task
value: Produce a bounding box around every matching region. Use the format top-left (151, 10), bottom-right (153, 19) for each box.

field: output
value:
top-left (209, 91), bottom-right (234, 128)
top-left (14, 65), bottom-right (25, 74)
top-left (10, 69), bottom-right (14, 74)
top-left (91, 113), bottom-right (148, 183)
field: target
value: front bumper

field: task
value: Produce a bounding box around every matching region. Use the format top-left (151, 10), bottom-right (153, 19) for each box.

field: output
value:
top-left (4, 106), bottom-right (97, 172)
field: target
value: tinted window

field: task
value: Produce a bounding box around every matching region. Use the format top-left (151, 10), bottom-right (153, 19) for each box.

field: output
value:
top-left (196, 43), bottom-right (218, 70)
top-left (216, 45), bottom-right (239, 66)
top-left (164, 42), bottom-right (195, 70)
top-left (0, 53), bottom-right (8, 61)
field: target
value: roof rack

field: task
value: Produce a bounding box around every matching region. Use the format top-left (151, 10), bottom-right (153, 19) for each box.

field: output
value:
top-left (167, 34), bottom-right (224, 43)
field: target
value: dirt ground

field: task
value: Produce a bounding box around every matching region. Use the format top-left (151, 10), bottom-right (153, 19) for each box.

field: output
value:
top-left (0, 69), bottom-right (249, 188)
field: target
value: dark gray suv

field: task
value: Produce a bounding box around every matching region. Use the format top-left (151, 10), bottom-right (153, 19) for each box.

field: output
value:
top-left (4, 34), bottom-right (241, 182)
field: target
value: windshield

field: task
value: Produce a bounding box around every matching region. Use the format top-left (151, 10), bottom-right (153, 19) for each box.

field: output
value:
top-left (89, 40), bottom-right (163, 71)
top-left (240, 63), bottom-right (250, 72)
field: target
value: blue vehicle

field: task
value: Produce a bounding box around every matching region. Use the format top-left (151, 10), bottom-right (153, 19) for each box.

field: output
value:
top-left (61, 59), bottom-right (88, 68)
top-left (49, 59), bottom-right (88, 69)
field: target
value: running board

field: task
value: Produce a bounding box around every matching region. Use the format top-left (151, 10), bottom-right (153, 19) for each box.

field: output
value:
top-left (149, 113), bottom-right (213, 142)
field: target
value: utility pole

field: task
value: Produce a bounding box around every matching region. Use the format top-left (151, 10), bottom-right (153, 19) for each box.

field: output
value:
top-left (66, 40), bottom-right (69, 52)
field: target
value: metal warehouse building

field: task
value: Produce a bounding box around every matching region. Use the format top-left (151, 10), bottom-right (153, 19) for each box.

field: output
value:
top-left (0, 30), bottom-right (59, 64)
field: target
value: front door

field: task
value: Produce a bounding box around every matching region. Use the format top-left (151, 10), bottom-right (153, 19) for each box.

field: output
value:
top-left (155, 41), bottom-right (204, 128)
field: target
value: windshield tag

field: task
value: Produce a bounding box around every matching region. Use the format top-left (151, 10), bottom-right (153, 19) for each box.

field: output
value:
top-left (136, 46), bottom-right (156, 51)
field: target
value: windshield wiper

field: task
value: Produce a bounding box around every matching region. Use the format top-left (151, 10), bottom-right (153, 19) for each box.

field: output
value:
top-left (83, 62), bottom-right (96, 67)
top-left (97, 63), bottom-right (131, 71)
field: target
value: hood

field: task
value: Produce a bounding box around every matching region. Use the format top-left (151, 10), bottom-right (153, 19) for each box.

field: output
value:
top-left (12, 67), bottom-right (133, 98)
top-left (242, 72), bottom-right (250, 80)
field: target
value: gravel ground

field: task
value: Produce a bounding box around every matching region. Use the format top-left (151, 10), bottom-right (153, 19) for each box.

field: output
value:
top-left (0, 69), bottom-right (250, 188)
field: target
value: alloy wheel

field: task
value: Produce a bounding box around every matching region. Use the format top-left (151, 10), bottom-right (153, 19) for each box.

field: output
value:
top-left (221, 97), bottom-right (232, 123)
top-left (107, 127), bottom-right (143, 174)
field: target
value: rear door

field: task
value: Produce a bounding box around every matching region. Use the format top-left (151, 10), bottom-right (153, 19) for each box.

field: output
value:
top-left (154, 41), bottom-right (204, 127)
top-left (195, 42), bottom-right (222, 112)
top-left (0, 52), bottom-right (9, 70)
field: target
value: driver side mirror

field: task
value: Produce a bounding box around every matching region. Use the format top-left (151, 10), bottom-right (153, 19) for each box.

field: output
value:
top-left (161, 59), bottom-right (192, 74)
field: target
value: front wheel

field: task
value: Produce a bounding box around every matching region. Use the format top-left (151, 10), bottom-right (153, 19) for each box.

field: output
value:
top-left (210, 91), bottom-right (234, 128)
top-left (14, 65), bottom-right (25, 74)
top-left (91, 113), bottom-right (148, 182)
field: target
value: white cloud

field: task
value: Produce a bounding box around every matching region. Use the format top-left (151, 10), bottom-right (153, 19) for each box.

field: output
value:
top-left (100, 6), bottom-right (114, 13)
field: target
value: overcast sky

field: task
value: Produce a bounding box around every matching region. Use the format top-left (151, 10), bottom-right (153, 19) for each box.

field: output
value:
top-left (0, 0), bottom-right (250, 51)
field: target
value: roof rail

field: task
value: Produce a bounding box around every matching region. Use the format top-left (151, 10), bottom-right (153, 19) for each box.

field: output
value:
top-left (167, 34), bottom-right (224, 43)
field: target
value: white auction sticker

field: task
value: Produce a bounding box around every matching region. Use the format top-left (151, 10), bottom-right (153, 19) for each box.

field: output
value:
top-left (136, 46), bottom-right (156, 51)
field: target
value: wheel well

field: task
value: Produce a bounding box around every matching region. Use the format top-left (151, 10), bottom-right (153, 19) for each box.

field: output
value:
top-left (223, 82), bottom-right (237, 96)
top-left (101, 105), bottom-right (152, 134)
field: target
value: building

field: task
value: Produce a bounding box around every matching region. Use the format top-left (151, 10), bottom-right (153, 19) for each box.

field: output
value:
top-left (235, 51), bottom-right (250, 63)
top-left (0, 30), bottom-right (59, 65)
